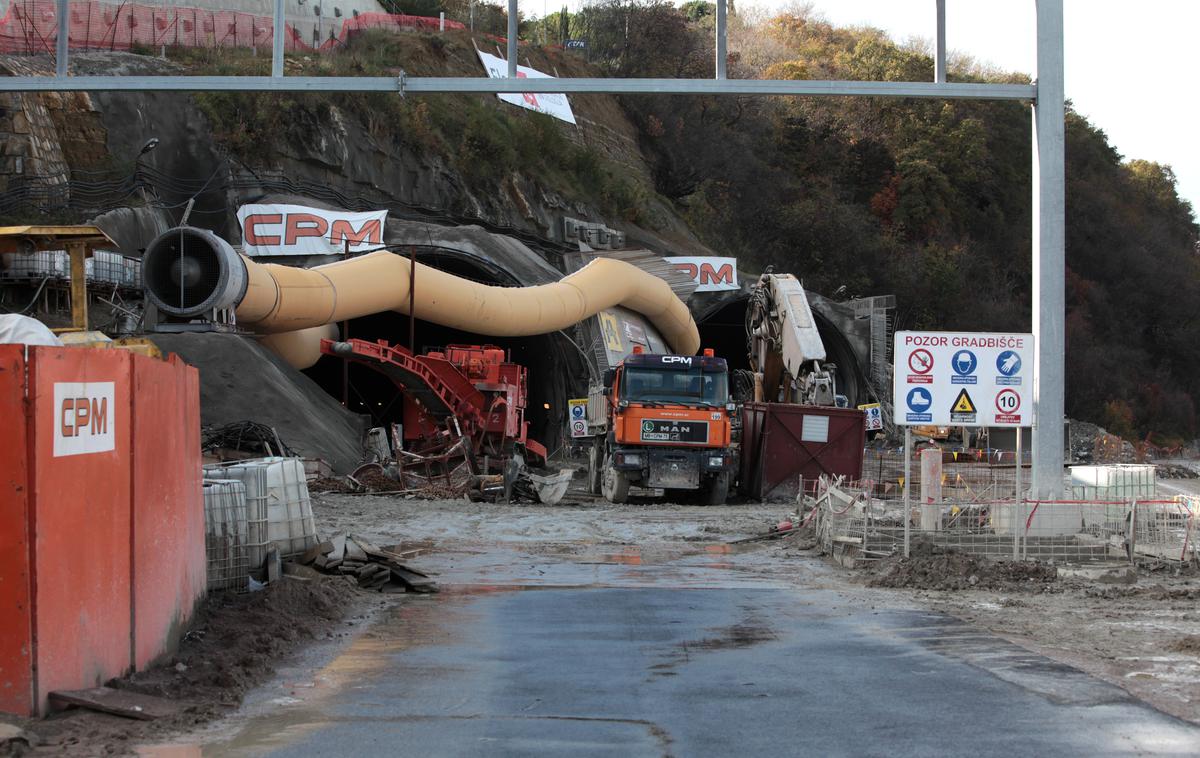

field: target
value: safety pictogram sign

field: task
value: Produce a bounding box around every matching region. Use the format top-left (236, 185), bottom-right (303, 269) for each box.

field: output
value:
top-left (907, 349), bottom-right (934, 384)
top-left (858, 403), bottom-right (884, 431)
top-left (950, 388), bottom-right (977, 423)
top-left (892, 331), bottom-right (1033, 427)
top-left (994, 389), bottom-right (1022, 424)
top-left (568, 398), bottom-right (589, 437)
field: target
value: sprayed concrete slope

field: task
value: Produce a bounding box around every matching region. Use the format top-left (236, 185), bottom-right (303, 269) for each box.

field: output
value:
top-left (151, 332), bottom-right (366, 472)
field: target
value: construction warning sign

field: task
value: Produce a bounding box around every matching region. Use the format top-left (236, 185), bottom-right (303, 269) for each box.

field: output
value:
top-left (950, 389), bottom-right (976, 423)
top-left (892, 331), bottom-right (1034, 427)
top-left (568, 398), bottom-right (589, 438)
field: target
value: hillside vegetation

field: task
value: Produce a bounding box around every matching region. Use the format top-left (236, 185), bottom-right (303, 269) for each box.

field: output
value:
top-left (553, 1), bottom-right (1198, 440)
top-left (168, 2), bottom-right (1198, 439)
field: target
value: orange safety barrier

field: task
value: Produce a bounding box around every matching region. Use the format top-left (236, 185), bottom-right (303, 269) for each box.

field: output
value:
top-left (0, 345), bottom-right (205, 716)
top-left (0, 0), bottom-right (463, 55)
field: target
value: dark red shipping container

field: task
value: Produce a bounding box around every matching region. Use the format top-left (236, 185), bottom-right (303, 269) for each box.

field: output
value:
top-left (738, 403), bottom-right (866, 501)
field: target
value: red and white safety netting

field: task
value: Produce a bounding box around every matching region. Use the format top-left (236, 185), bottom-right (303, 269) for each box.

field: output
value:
top-left (0, 0), bottom-right (464, 55)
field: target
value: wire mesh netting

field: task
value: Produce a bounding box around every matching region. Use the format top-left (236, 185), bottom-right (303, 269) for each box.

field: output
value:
top-left (808, 456), bottom-right (1199, 566)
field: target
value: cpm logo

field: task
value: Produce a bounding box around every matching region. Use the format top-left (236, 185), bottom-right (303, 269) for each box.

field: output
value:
top-left (665, 257), bottom-right (740, 292)
top-left (53, 381), bottom-right (116, 457)
top-left (662, 356), bottom-right (693, 365)
top-left (242, 213), bottom-right (383, 248)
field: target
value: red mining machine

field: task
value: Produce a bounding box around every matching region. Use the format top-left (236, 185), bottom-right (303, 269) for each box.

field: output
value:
top-left (321, 338), bottom-right (565, 500)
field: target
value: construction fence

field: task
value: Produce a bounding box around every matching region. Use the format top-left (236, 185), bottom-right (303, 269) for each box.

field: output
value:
top-left (0, 0), bottom-right (464, 56)
top-left (808, 450), bottom-right (1199, 566)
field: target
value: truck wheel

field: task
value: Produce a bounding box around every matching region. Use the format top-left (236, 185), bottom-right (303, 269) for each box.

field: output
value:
top-left (601, 454), bottom-right (630, 504)
top-left (703, 471), bottom-right (730, 506)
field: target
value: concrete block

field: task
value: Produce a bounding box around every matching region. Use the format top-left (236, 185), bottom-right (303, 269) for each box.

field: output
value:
top-left (1057, 563), bottom-right (1137, 584)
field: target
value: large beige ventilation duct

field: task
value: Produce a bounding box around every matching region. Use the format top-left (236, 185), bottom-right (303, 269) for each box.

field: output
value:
top-left (143, 227), bottom-right (700, 368)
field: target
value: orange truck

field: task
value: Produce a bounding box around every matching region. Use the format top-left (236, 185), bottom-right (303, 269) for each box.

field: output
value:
top-left (584, 348), bottom-right (736, 504)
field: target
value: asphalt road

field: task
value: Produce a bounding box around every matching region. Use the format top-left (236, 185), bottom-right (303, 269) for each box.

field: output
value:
top-left (176, 543), bottom-right (1200, 758)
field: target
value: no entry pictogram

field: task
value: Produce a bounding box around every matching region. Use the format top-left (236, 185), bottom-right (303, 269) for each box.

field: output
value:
top-left (908, 349), bottom-right (933, 374)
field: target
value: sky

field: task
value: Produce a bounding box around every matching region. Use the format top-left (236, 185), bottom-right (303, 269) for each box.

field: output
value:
top-left (743, 0), bottom-right (1199, 218)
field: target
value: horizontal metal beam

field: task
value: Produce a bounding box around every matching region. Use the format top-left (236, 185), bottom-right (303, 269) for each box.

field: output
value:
top-left (0, 75), bottom-right (1036, 100)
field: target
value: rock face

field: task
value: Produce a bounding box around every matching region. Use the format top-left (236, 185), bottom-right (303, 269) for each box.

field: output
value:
top-left (0, 49), bottom-right (714, 260)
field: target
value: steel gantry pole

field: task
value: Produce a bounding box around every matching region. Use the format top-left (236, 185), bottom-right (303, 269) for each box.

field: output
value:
top-left (272, 0), bottom-right (284, 78)
top-left (55, 0), bottom-right (69, 78)
top-left (507, 0), bottom-right (518, 78)
top-left (715, 0), bottom-right (727, 80)
top-left (934, 0), bottom-right (946, 83)
top-left (1031, 0), bottom-right (1066, 502)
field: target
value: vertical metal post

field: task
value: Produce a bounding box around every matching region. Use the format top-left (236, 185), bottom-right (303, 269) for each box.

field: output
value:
top-left (439, 12), bottom-right (445, 32)
top-left (1014, 427), bottom-right (1023, 559)
top-left (507, 0), bottom-right (518, 78)
top-left (903, 427), bottom-right (912, 557)
top-left (272, 0), bottom-right (284, 77)
top-left (1031, 0), bottom-right (1066, 500)
top-left (1128, 498), bottom-right (1137, 564)
top-left (341, 239), bottom-right (350, 408)
top-left (408, 248), bottom-right (417, 351)
top-left (55, 0), bottom-right (69, 78)
top-left (934, 0), bottom-right (946, 83)
top-left (715, 0), bottom-right (727, 80)
top-left (68, 243), bottom-right (87, 331)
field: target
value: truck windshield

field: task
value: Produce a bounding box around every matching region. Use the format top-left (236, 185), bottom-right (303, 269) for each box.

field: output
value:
top-left (622, 367), bottom-right (728, 406)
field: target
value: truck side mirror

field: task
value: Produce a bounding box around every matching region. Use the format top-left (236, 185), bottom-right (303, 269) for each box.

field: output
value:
top-left (601, 368), bottom-right (616, 386)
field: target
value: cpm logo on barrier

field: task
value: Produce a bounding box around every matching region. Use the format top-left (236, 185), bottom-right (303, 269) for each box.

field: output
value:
top-left (53, 382), bottom-right (116, 457)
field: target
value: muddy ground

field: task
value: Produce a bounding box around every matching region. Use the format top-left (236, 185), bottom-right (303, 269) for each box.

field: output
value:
top-left (9, 483), bottom-right (1200, 755)
top-left (310, 489), bottom-right (1200, 726)
top-left (1, 576), bottom-right (379, 757)
top-left (904, 572), bottom-right (1200, 726)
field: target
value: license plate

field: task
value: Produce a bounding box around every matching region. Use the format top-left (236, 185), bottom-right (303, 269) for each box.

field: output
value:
top-left (639, 419), bottom-right (708, 444)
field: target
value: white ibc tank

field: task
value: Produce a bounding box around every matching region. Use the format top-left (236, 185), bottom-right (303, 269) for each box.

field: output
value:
top-left (203, 479), bottom-right (255, 591)
top-left (204, 457), bottom-right (318, 564)
top-left (1070, 464), bottom-right (1157, 501)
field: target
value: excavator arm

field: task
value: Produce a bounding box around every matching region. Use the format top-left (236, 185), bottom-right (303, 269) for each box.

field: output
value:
top-left (746, 273), bottom-right (838, 406)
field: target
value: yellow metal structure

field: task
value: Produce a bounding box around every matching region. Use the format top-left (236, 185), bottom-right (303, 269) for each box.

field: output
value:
top-left (0, 225), bottom-right (118, 333)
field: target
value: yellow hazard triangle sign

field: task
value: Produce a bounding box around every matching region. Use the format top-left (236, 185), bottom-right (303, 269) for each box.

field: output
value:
top-left (951, 389), bottom-right (976, 414)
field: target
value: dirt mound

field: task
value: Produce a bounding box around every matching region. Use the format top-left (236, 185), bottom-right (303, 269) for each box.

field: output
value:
top-left (1156, 463), bottom-right (1199, 479)
top-left (27, 576), bottom-right (367, 757)
top-left (151, 333), bottom-right (367, 473)
top-left (869, 549), bottom-right (1058, 591)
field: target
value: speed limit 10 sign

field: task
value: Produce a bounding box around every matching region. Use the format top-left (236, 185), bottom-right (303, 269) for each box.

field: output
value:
top-left (892, 331), bottom-right (1034, 428)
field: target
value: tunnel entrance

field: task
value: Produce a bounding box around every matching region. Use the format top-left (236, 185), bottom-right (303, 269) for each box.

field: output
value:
top-left (302, 250), bottom-right (584, 454)
top-left (695, 296), bottom-right (751, 371)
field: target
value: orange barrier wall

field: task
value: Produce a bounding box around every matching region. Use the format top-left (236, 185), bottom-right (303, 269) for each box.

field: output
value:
top-left (0, 347), bottom-right (33, 715)
top-left (131, 354), bottom-right (205, 670)
top-left (0, 346), bottom-right (205, 716)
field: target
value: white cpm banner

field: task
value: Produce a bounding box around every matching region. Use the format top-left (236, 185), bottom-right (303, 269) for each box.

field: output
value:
top-left (237, 204), bottom-right (388, 257)
top-left (665, 256), bottom-right (739, 292)
top-left (475, 50), bottom-right (577, 125)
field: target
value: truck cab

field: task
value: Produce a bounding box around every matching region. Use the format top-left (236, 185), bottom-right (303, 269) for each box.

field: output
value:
top-left (589, 349), bottom-right (735, 504)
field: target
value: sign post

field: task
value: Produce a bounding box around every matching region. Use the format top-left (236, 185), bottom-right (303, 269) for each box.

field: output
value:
top-left (892, 331), bottom-right (1035, 552)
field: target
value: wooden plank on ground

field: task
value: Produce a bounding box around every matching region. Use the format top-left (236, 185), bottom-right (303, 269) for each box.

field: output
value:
top-left (48, 687), bottom-right (180, 721)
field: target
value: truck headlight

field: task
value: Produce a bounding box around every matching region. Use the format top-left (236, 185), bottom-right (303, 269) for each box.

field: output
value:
top-left (618, 453), bottom-right (641, 466)
top-left (709, 456), bottom-right (724, 467)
